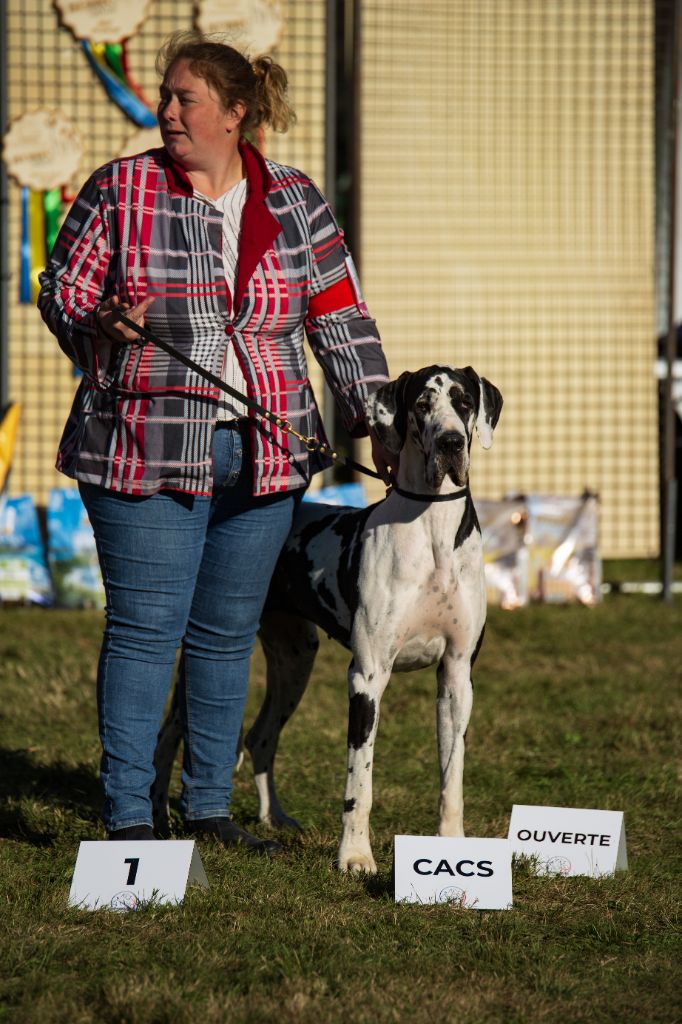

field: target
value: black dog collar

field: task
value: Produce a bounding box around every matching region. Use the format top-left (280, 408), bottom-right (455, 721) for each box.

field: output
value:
top-left (389, 483), bottom-right (470, 502)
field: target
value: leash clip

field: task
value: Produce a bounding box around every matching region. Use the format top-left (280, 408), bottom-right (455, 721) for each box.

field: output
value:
top-left (277, 418), bottom-right (336, 458)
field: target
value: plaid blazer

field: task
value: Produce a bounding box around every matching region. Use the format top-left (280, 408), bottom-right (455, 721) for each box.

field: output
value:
top-left (38, 141), bottom-right (389, 496)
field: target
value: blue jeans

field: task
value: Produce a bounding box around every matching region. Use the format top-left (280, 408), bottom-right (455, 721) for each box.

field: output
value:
top-left (80, 423), bottom-right (300, 831)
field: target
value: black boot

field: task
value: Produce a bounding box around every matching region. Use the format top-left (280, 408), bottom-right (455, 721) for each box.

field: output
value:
top-left (186, 817), bottom-right (282, 855)
top-left (108, 824), bottom-right (157, 841)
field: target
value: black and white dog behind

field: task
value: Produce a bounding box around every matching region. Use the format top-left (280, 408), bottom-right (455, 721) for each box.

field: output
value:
top-left (152, 365), bottom-right (502, 873)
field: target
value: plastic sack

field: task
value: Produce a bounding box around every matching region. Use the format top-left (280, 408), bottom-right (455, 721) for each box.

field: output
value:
top-left (0, 493), bottom-right (54, 605)
top-left (525, 492), bottom-right (601, 606)
top-left (47, 488), bottom-right (105, 609)
top-left (476, 497), bottom-right (529, 609)
top-left (303, 482), bottom-right (368, 508)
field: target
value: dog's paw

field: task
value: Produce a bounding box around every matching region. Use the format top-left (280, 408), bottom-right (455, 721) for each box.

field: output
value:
top-left (338, 849), bottom-right (377, 874)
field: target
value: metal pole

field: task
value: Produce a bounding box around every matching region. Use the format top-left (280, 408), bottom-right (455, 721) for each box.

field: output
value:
top-left (350, 0), bottom-right (362, 273)
top-left (662, 0), bottom-right (681, 603)
top-left (0, 0), bottom-right (10, 409)
top-left (322, 0), bottom-right (338, 484)
top-left (347, 0), bottom-right (363, 481)
top-left (325, 0), bottom-right (338, 211)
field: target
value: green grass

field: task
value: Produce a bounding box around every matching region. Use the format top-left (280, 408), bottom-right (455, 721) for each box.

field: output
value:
top-left (602, 558), bottom-right (682, 584)
top-left (0, 597), bottom-right (680, 1023)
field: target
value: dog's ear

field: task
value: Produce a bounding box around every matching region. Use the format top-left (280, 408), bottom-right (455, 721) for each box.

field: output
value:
top-left (364, 372), bottom-right (411, 454)
top-left (461, 367), bottom-right (503, 449)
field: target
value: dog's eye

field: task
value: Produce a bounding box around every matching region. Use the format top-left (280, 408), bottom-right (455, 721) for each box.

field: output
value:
top-left (453, 392), bottom-right (473, 414)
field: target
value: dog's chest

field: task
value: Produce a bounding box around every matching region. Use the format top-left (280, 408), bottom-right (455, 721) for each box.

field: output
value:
top-left (358, 525), bottom-right (483, 652)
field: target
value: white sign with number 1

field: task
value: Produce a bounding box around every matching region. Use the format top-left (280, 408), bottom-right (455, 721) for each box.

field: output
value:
top-left (69, 841), bottom-right (209, 910)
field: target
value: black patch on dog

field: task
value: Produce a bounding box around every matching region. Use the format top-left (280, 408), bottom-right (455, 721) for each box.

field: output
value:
top-left (331, 512), bottom-right (369, 621)
top-left (449, 384), bottom-right (475, 422)
top-left (454, 494), bottom-right (480, 549)
top-left (348, 693), bottom-right (376, 749)
top-left (343, 798), bottom-right (356, 813)
top-left (480, 376), bottom-right (504, 434)
top-left (316, 579), bottom-right (338, 613)
top-left (265, 504), bottom-right (376, 648)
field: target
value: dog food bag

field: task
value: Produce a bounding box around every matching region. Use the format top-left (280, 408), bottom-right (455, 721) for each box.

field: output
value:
top-left (0, 493), bottom-right (54, 606)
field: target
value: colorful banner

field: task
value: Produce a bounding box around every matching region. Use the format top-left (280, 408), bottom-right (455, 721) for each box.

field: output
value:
top-left (0, 404), bottom-right (21, 494)
top-left (81, 40), bottom-right (157, 127)
top-left (20, 188), bottom-right (65, 304)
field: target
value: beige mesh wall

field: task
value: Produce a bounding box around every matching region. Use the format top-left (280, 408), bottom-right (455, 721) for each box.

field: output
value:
top-left (4, 0), bottom-right (326, 505)
top-left (358, 0), bottom-right (657, 558)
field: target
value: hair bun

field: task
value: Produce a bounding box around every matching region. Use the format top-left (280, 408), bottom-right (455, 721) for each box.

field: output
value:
top-left (251, 55), bottom-right (296, 133)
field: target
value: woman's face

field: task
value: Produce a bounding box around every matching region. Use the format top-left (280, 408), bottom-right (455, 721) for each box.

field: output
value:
top-left (158, 59), bottom-right (242, 170)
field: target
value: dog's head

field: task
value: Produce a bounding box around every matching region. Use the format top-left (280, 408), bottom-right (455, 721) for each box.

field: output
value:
top-left (365, 365), bottom-right (503, 488)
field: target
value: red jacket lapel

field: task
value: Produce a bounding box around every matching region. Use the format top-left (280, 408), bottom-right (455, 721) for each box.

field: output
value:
top-left (234, 140), bottom-right (283, 313)
top-left (161, 141), bottom-right (282, 315)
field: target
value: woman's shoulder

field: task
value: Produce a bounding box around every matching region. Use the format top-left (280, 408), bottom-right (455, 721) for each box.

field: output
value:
top-left (265, 158), bottom-right (316, 194)
top-left (88, 148), bottom-right (167, 187)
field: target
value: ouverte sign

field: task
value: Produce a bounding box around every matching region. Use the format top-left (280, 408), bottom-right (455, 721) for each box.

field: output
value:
top-left (508, 805), bottom-right (628, 877)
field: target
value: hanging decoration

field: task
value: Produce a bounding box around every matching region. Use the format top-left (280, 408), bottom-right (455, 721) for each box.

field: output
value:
top-left (196, 0), bottom-right (285, 55)
top-left (0, 403), bottom-right (21, 495)
top-left (54, 0), bottom-right (151, 50)
top-left (80, 41), bottom-right (157, 128)
top-left (2, 109), bottom-right (83, 303)
top-left (53, 0), bottom-right (157, 127)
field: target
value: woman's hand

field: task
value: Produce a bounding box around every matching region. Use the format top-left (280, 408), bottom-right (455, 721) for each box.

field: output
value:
top-left (369, 427), bottom-right (399, 486)
top-left (97, 295), bottom-right (155, 344)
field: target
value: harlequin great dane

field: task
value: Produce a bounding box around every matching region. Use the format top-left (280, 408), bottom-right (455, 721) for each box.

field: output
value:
top-left (152, 365), bottom-right (502, 873)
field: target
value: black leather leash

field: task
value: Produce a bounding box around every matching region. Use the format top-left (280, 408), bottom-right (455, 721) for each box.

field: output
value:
top-left (109, 309), bottom-right (470, 502)
top-left (111, 308), bottom-right (382, 482)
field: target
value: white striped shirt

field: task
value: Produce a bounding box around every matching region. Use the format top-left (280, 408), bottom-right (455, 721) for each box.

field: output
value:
top-left (196, 178), bottom-right (249, 419)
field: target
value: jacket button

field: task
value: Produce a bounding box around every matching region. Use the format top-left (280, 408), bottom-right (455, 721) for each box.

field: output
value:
top-left (225, 324), bottom-right (234, 336)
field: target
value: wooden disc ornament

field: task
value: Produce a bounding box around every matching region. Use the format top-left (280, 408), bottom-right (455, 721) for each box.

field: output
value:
top-left (2, 109), bottom-right (83, 192)
top-left (54, 0), bottom-right (152, 43)
top-left (196, 0), bottom-right (285, 54)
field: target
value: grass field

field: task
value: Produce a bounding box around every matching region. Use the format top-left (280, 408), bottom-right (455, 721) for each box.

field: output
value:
top-left (0, 593), bottom-right (680, 1023)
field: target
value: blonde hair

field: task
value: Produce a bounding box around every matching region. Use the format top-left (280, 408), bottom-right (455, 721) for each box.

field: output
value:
top-left (156, 31), bottom-right (296, 135)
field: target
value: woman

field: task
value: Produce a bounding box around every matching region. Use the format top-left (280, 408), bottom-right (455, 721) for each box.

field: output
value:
top-left (38, 32), bottom-right (391, 850)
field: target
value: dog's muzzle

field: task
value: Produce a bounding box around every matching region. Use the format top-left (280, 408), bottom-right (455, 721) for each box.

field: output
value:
top-left (431, 430), bottom-right (468, 487)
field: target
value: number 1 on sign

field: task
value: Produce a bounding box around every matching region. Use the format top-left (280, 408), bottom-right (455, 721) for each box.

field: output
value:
top-left (124, 857), bottom-right (140, 885)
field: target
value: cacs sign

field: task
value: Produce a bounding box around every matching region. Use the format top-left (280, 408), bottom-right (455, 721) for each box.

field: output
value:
top-left (394, 836), bottom-right (512, 909)
top-left (508, 805), bottom-right (628, 877)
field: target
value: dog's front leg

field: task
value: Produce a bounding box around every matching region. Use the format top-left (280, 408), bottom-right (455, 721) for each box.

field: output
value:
top-left (338, 655), bottom-right (390, 874)
top-left (435, 650), bottom-right (474, 837)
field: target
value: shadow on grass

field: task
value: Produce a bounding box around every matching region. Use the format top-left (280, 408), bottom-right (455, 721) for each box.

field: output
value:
top-left (0, 746), bottom-right (101, 846)
top-left (361, 865), bottom-right (396, 899)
